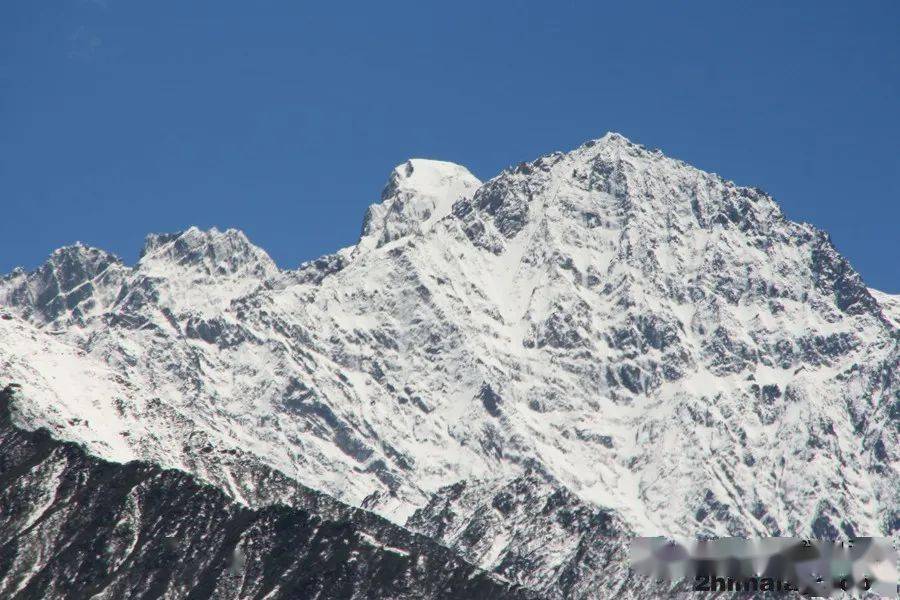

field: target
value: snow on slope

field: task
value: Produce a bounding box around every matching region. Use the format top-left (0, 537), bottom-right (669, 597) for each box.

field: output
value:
top-left (358, 158), bottom-right (481, 250)
top-left (0, 134), bottom-right (897, 595)
top-left (0, 316), bottom-right (137, 461)
top-left (870, 288), bottom-right (900, 328)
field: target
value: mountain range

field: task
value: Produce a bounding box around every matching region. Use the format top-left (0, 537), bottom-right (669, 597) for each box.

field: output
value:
top-left (0, 133), bottom-right (896, 598)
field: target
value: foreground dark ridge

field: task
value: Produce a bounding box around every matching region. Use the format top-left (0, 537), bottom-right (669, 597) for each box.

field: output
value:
top-left (0, 384), bottom-right (536, 600)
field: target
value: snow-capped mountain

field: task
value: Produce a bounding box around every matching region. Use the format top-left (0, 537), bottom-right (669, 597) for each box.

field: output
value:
top-left (1, 133), bottom-right (896, 597)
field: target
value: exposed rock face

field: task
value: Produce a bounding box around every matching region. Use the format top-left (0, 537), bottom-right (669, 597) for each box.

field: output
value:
top-left (0, 385), bottom-right (533, 600)
top-left (0, 244), bottom-right (128, 326)
top-left (406, 471), bottom-right (654, 599)
top-left (0, 133), bottom-right (896, 598)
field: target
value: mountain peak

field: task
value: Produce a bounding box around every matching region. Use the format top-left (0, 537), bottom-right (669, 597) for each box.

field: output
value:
top-left (359, 159), bottom-right (481, 249)
top-left (593, 131), bottom-right (632, 146)
top-left (0, 243), bottom-right (125, 325)
top-left (50, 239), bottom-right (87, 254)
top-left (138, 226), bottom-right (277, 279)
top-left (568, 132), bottom-right (645, 157)
top-left (381, 159), bottom-right (479, 201)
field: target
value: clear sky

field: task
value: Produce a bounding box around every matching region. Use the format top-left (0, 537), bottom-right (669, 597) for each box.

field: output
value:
top-left (2, 1), bottom-right (898, 291)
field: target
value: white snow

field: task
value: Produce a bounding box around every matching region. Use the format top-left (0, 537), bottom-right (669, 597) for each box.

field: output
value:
top-left (357, 158), bottom-right (481, 251)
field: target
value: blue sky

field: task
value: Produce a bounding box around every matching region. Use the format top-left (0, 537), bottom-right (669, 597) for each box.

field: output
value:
top-left (2, 1), bottom-right (898, 291)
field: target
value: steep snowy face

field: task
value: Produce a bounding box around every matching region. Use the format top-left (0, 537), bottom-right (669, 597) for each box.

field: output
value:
top-left (359, 159), bottom-right (481, 249)
top-left (126, 226), bottom-right (279, 319)
top-left (299, 133), bottom-right (896, 534)
top-left (870, 289), bottom-right (900, 328)
top-left (0, 133), bottom-right (896, 583)
top-left (138, 226), bottom-right (277, 279)
top-left (0, 243), bottom-right (128, 327)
